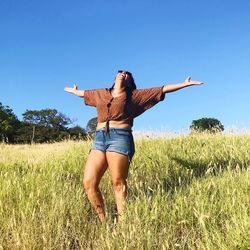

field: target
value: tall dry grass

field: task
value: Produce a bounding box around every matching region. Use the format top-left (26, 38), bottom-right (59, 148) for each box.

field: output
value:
top-left (0, 134), bottom-right (249, 249)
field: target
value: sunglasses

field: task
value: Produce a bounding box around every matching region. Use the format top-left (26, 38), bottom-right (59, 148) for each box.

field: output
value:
top-left (118, 70), bottom-right (132, 76)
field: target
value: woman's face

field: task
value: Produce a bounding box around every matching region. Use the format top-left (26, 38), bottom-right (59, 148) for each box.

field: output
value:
top-left (115, 71), bottom-right (132, 87)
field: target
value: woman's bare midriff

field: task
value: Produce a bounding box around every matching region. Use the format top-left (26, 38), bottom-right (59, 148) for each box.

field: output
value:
top-left (96, 120), bottom-right (132, 130)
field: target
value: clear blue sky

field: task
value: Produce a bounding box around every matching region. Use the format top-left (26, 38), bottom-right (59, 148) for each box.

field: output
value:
top-left (1, 0), bottom-right (250, 132)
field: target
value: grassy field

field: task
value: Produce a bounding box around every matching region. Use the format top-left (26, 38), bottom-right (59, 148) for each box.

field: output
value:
top-left (0, 134), bottom-right (250, 249)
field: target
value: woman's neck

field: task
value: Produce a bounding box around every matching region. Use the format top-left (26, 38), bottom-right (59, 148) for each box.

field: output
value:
top-left (112, 81), bottom-right (125, 94)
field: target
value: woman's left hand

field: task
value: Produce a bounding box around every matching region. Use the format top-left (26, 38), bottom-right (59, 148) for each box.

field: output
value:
top-left (185, 76), bottom-right (204, 86)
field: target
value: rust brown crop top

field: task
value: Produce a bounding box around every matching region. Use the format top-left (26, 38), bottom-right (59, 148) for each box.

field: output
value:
top-left (84, 86), bottom-right (165, 132)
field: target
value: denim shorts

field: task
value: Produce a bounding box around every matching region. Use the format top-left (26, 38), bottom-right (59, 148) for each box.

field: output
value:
top-left (91, 128), bottom-right (135, 162)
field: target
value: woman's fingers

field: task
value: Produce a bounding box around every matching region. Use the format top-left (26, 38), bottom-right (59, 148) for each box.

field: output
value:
top-left (64, 84), bottom-right (78, 92)
top-left (185, 76), bottom-right (204, 85)
top-left (64, 87), bottom-right (70, 91)
top-left (193, 80), bottom-right (204, 85)
top-left (64, 86), bottom-right (75, 92)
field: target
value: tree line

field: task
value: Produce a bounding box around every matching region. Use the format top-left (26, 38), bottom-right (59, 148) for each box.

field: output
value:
top-left (0, 102), bottom-right (98, 143)
top-left (0, 102), bottom-right (224, 144)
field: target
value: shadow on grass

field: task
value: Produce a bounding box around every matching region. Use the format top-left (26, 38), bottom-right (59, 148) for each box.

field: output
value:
top-left (128, 155), bottom-right (249, 200)
top-left (171, 155), bottom-right (248, 178)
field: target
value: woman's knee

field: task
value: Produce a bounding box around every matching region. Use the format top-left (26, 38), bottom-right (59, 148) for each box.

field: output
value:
top-left (83, 177), bottom-right (98, 193)
top-left (112, 178), bottom-right (127, 192)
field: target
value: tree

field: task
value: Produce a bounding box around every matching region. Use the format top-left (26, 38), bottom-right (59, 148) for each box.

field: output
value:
top-left (18, 109), bottom-right (73, 143)
top-left (15, 122), bottom-right (50, 143)
top-left (86, 117), bottom-right (97, 134)
top-left (190, 117), bottom-right (224, 133)
top-left (23, 109), bottom-right (71, 130)
top-left (0, 102), bottom-right (20, 142)
top-left (68, 125), bottom-right (87, 140)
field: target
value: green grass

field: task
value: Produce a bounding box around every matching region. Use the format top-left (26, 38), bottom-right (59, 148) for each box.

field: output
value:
top-left (0, 134), bottom-right (250, 249)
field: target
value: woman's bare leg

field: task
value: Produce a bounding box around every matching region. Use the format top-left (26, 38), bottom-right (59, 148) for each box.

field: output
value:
top-left (106, 152), bottom-right (130, 221)
top-left (83, 150), bottom-right (108, 222)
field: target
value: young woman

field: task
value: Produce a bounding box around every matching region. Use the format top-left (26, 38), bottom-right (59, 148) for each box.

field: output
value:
top-left (64, 70), bottom-right (204, 222)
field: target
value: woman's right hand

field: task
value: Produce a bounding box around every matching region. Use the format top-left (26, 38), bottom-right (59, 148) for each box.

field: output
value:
top-left (64, 84), bottom-right (78, 93)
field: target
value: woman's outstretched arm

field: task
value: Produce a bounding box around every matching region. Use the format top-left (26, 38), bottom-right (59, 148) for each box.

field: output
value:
top-left (163, 76), bottom-right (204, 93)
top-left (64, 84), bottom-right (85, 97)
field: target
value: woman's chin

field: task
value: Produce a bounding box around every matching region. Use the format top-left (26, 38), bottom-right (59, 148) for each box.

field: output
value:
top-left (115, 79), bottom-right (124, 84)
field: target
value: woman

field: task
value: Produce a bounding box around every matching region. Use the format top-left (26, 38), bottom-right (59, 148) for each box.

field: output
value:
top-left (64, 70), bottom-right (204, 222)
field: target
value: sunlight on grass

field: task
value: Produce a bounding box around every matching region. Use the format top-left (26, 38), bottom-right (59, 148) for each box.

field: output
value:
top-left (0, 134), bottom-right (249, 249)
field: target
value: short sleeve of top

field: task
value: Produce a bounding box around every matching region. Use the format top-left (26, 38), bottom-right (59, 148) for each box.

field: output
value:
top-left (84, 89), bottom-right (99, 107)
top-left (130, 86), bottom-right (165, 118)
